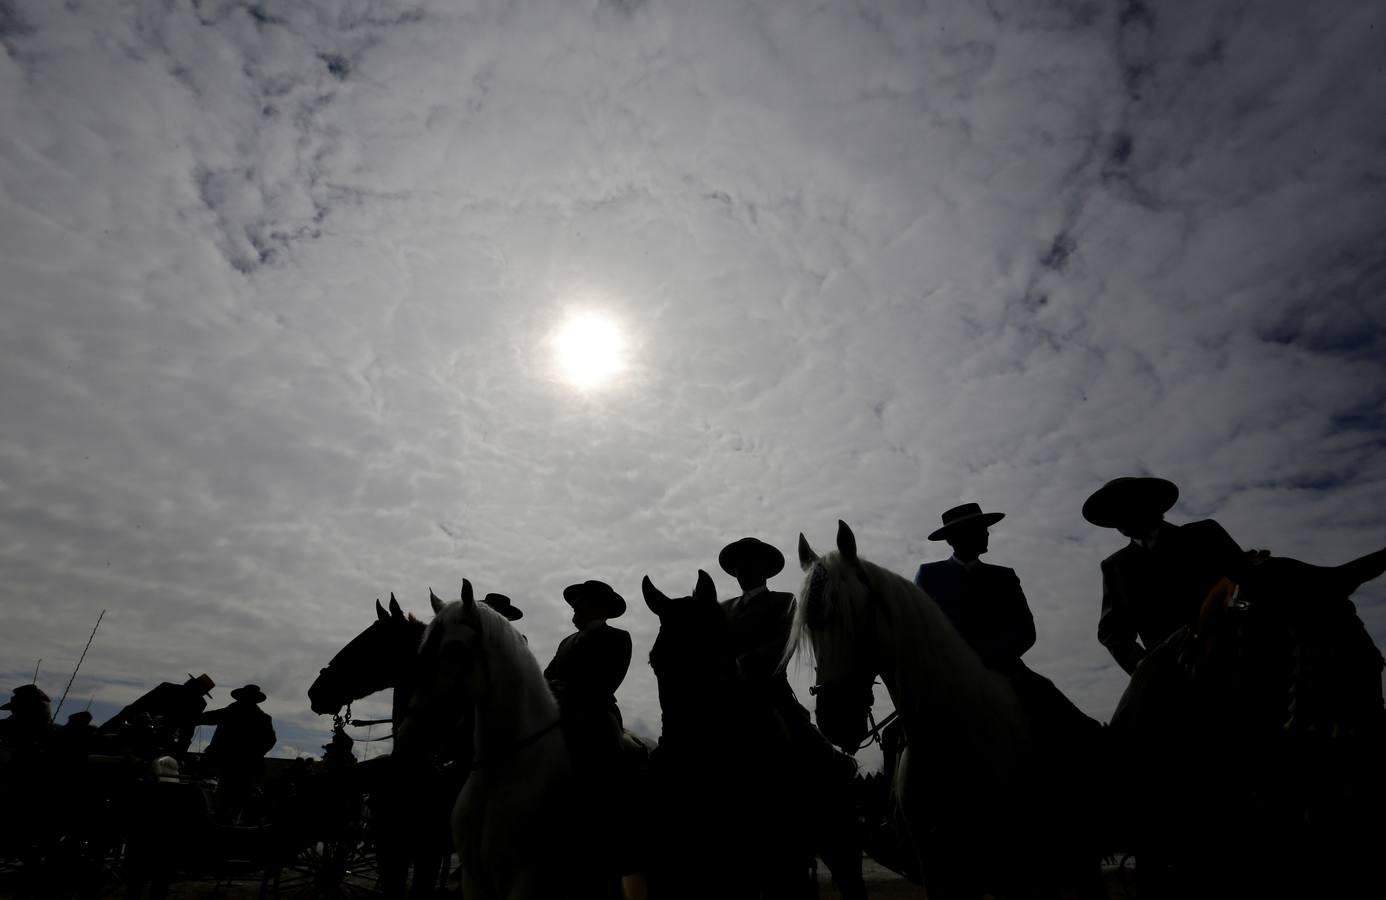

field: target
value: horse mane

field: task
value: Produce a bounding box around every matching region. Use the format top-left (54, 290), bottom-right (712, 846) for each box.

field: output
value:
top-left (428, 599), bottom-right (558, 720)
top-left (786, 549), bottom-right (1025, 755)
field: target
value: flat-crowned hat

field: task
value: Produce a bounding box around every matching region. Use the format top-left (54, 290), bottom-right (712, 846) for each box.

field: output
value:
top-left (1082, 477), bottom-right (1179, 529)
top-left (562, 580), bottom-right (627, 619)
top-left (482, 593), bottom-right (523, 621)
top-left (1, 684), bottom-right (50, 710)
top-left (927, 503), bottom-right (1005, 541)
top-left (65, 711), bottom-right (94, 727)
top-left (229, 684), bottom-right (267, 704)
top-left (718, 538), bottom-right (785, 580)
top-left (184, 674), bottom-right (215, 696)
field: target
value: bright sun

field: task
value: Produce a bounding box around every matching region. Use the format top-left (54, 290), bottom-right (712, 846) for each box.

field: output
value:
top-left (552, 311), bottom-right (628, 390)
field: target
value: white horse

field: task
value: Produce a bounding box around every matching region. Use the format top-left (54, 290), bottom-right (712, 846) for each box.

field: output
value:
top-left (400, 580), bottom-right (603, 900)
top-left (788, 521), bottom-right (1097, 898)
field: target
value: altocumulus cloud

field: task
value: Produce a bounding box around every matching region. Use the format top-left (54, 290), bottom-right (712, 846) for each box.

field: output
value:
top-left (2, 0), bottom-right (1383, 759)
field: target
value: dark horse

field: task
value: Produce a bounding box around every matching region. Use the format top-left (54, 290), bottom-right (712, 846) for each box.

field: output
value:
top-left (640, 570), bottom-right (866, 900)
top-left (1111, 547), bottom-right (1386, 897)
top-left (308, 594), bottom-right (461, 898)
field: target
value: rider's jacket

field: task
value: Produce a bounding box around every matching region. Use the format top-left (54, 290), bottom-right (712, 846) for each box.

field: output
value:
top-left (201, 701), bottom-right (277, 775)
top-left (544, 621), bottom-right (632, 712)
top-left (721, 587), bottom-right (812, 726)
top-left (1097, 519), bottom-right (1246, 674)
top-left (914, 559), bottom-right (1036, 672)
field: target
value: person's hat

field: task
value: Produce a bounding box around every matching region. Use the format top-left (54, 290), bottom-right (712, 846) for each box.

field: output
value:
top-left (65, 711), bottom-right (94, 727)
top-left (718, 538), bottom-right (786, 580)
top-left (1082, 477), bottom-right (1179, 529)
top-left (561, 581), bottom-right (627, 619)
top-left (184, 674), bottom-right (215, 696)
top-left (927, 503), bottom-right (1005, 541)
top-left (229, 684), bottom-right (267, 704)
top-left (1, 684), bottom-right (51, 710)
top-left (482, 593), bottom-right (523, 621)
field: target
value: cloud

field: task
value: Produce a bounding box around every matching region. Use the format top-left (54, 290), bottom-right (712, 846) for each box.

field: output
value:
top-left (2, 0), bottom-right (1384, 765)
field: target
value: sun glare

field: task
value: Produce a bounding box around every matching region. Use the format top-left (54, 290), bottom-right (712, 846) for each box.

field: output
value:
top-left (552, 311), bottom-right (628, 390)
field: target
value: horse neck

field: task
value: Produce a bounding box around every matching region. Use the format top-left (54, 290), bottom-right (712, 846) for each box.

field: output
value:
top-left (473, 635), bottom-right (559, 758)
top-left (656, 669), bottom-right (739, 749)
top-left (865, 568), bottom-right (1026, 755)
top-left (388, 622), bottom-right (426, 729)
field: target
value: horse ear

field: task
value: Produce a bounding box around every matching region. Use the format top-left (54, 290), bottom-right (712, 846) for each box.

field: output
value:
top-left (693, 569), bottom-right (716, 604)
top-left (376, 599), bottom-right (388, 621)
top-left (461, 579), bottom-right (476, 612)
top-left (388, 594), bottom-right (404, 619)
top-left (798, 533), bottom-right (818, 571)
top-left (429, 588), bottom-right (444, 615)
top-left (641, 576), bottom-right (668, 616)
top-left (836, 520), bottom-right (858, 564)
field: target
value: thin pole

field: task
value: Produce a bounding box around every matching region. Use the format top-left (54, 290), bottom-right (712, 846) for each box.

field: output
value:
top-left (31, 659), bottom-right (41, 684)
top-left (53, 609), bottom-right (105, 722)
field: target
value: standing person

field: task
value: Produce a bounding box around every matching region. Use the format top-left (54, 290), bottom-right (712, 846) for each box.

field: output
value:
top-left (199, 684), bottom-right (276, 823)
top-left (99, 674), bottom-right (215, 756)
top-left (1083, 477), bottom-right (1248, 675)
top-left (914, 503), bottom-right (1097, 742)
top-left (0, 684), bottom-right (53, 756)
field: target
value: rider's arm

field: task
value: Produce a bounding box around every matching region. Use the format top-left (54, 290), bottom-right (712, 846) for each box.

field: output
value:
top-left (1000, 571), bottom-right (1037, 662)
top-left (1098, 560), bottom-right (1145, 675)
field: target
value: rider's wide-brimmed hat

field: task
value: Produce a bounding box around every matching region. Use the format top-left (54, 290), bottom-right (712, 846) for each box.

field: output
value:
top-left (482, 593), bottom-right (523, 621)
top-left (1, 684), bottom-right (50, 710)
top-left (562, 580), bottom-right (627, 619)
top-left (718, 537), bottom-right (785, 580)
top-left (229, 684), bottom-right (267, 704)
top-left (927, 503), bottom-right (1006, 541)
top-left (1082, 477), bottom-right (1179, 529)
top-left (65, 711), bottom-right (94, 727)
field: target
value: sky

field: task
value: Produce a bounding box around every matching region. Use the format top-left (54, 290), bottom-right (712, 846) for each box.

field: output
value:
top-left (2, 0), bottom-right (1384, 764)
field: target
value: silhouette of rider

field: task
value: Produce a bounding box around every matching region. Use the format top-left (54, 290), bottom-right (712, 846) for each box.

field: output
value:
top-left (915, 504), bottom-right (1097, 742)
top-left (719, 538), bottom-right (849, 771)
top-left (100, 673), bottom-right (215, 756)
top-left (1084, 477), bottom-right (1248, 674)
top-left (200, 684), bottom-right (276, 823)
top-left (915, 504), bottom-right (1036, 671)
top-left (544, 580), bottom-right (632, 775)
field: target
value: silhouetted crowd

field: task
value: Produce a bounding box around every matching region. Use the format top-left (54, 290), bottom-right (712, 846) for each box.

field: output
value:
top-left (3, 474), bottom-right (1384, 898)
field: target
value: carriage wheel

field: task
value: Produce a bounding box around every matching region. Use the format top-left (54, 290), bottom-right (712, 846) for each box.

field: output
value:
top-left (273, 804), bottom-right (382, 897)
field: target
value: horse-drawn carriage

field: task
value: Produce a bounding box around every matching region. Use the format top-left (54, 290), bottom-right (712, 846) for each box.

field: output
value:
top-left (0, 738), bottom-right (393, 898)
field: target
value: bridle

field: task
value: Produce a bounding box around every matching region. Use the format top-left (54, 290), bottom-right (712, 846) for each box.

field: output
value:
top-left (804, 559), bottom-right (896, 751)
top-left (417, 609), bottom-right (564, 771)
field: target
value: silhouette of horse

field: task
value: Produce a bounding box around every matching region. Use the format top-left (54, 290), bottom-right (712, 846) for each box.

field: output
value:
top-left (641, 570), bottom-right (865, 900)
top-left (400, 580), bottom-right (616, 900)
top-left (788, 521), bottom-right (1103, 899)
top-left (1110, 548), bottom-right (1386, 895)
top-left (307, 595), bottom-right (456, 898)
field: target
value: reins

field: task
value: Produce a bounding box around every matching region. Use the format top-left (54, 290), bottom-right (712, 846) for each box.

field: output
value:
top-left (332, 703), bottom-right (396, 742)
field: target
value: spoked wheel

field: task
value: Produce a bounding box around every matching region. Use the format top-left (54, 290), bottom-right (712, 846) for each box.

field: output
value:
top-left (273, 805), bottom-right (382, 897)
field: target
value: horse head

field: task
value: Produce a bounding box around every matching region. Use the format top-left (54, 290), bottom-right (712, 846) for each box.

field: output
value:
top-left (401, 579), bottom-right (550, 756)
top-left (309, 593), bottom-right (425, 716)
top-left (642, 571), bottom-right (734, 717)
top-left (791, 521), bottom-right (878, 750)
